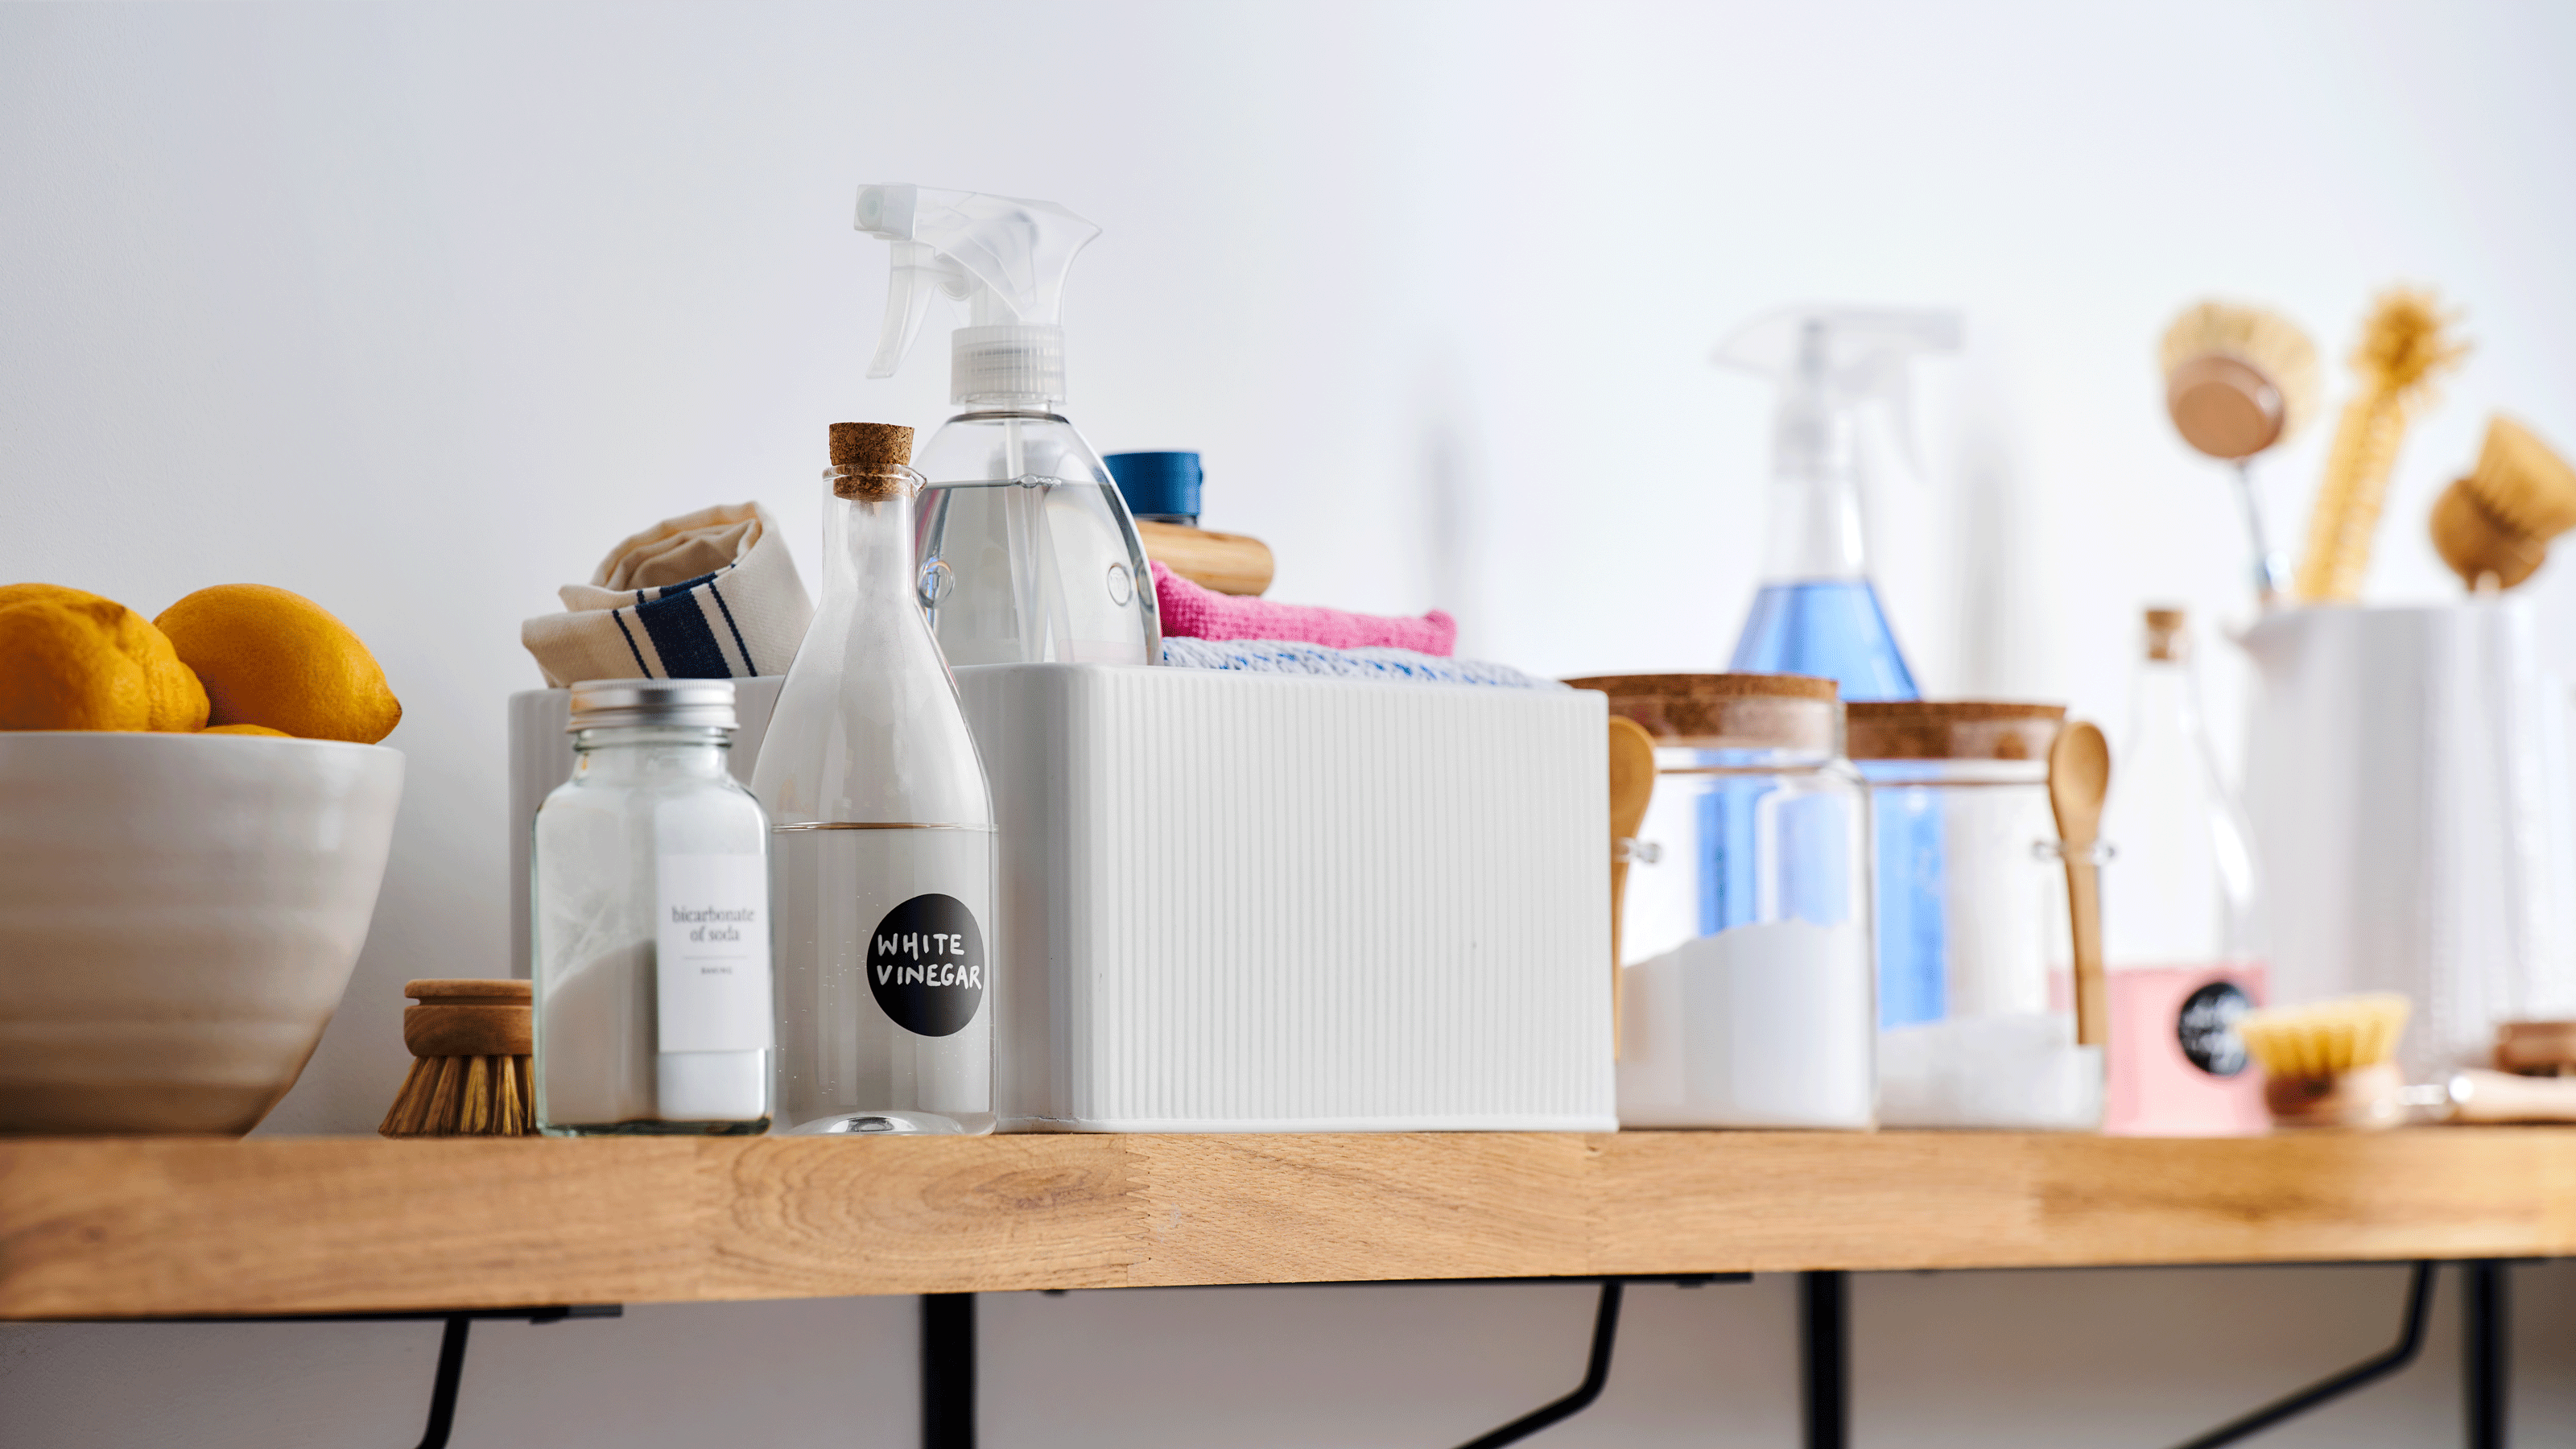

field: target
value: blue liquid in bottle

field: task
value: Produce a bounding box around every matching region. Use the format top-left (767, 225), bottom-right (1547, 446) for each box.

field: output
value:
top-left (1729, 577), bottom-right (1939, 1028)
top-left (1728, 579), bottom-right (1917, 704)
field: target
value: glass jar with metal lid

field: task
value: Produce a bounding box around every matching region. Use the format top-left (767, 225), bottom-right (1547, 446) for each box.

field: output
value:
top-left (1569, 673), bottom-right (1874, 1129)
top-left (531, 678), bottom-right (774, 1135)
top-left (1850, 700), bottom-right (2101, 1129)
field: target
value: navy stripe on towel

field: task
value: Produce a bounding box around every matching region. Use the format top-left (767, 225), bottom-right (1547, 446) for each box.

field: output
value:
top-left (610, 609), bottom-right (654, 676)
top-left (634, 586), bottom-right (732, 678)
top-left (705, 580), bottom-right (755, 675)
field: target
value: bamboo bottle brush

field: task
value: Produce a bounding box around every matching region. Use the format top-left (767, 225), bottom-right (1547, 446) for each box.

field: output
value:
top-left (2293, 288), bottom-right (2470, 602)
top-left (379, 979), bottom-right (536, 1137)
top-left (2159, 301), bottom-right (2321, 603)
top-left (2428, 416), bottom-right (2576, 592)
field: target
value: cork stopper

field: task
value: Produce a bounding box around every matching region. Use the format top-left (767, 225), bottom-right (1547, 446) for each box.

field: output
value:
top-left (2144, 606), bottom-right (2187, 662)
top-left (828, 422), bottom-right (918, 502)
top-left (1845, 701), bottom-right (2065, 762)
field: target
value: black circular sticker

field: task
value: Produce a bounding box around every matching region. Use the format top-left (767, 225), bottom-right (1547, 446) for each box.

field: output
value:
top-left (2176, 981), bottom-right (2252, 1077)
top-left (866, 894), bottom-right (986, 1038)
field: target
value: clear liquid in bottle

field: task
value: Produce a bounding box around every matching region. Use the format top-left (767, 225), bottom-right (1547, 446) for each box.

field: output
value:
top-left (753, 423), bottom-right (997, 1135)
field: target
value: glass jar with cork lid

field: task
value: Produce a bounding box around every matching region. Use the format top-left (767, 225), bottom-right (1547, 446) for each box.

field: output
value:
top-left (1849, 701), bottom-right (2103, 1130)
top-left (1570, 673), bottom-right (1875, 1129)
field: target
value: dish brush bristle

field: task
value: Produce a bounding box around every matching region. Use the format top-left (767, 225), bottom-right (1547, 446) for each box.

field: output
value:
top-left (2234, 993), bottom-right (2412, 1080)
top-left (2467, 415), bottom-right (2576, 538)
top-left (2160, 301), bottom-right (2323, 449)
top-left (378, 1052), bottom-right (535, 1137)
top-left (2293, 288), bottom-right (2471, 601)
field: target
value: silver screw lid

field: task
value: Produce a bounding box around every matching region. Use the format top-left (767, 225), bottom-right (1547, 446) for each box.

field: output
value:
top-left (565, 678), bottom-right (737, 732)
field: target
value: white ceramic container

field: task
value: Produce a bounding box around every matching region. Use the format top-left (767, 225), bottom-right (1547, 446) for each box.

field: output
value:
top-left (0, 732), bottom-right (405, 1134)
top-left (2240, 601), bottom-right (2576, 1078)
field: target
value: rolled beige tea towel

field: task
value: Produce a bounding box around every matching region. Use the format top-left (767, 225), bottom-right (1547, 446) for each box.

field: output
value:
top-left (521, 502), bottom-right (812, 685)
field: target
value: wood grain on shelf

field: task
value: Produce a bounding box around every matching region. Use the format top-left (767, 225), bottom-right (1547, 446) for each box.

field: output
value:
top-left (6, 1129), bottom-right (2574, 1319)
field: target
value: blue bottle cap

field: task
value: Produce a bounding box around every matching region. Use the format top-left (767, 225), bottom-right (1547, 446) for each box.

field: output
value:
top-left (1105, 452), bottom-right (1203, 522)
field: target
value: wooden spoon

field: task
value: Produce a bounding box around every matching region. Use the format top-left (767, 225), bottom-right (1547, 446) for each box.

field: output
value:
top-left (2047, 720), bottom-right (2112, 1049)
top-left (1606, 716), bottom-right (1657, 1057)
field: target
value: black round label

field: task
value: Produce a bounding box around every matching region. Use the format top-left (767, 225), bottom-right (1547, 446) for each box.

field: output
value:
top-left (865, 894), bottom-right (986, 1038)
top-left (2176, 980), bottom-right (2253, 1077)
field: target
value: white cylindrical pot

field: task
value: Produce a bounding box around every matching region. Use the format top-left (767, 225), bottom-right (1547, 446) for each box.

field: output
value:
top-left (2240, 601), bottom-right (2576, 1078)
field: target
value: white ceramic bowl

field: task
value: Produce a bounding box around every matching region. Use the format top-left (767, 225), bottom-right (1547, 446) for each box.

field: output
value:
top-left (0, 732), bottom-right (404, 1134)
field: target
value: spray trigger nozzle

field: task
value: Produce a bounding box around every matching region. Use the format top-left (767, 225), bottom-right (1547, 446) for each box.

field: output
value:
top-left (1715, 307), bottom-right (1960, 481)
top-left (855, 184), bottom-right (1101, 403)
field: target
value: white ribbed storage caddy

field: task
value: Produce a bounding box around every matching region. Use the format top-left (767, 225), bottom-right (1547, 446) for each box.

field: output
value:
top-left (955, 664), bottom-right (1616, 1133)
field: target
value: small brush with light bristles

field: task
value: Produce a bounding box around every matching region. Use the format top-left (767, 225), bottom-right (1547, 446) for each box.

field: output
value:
top-left (2240, 993), bottom-right (2576, 1128)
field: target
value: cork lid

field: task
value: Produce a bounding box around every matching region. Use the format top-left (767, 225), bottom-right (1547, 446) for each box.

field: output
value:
top-left (829, 422), bottom-right (918, 501)
top-left (1845, 701), bottom-right (2065, 762)
top-left (2144, 605), bottom-right (2188, 662)
top-left (1563, 673), bottom-right (1841, 753)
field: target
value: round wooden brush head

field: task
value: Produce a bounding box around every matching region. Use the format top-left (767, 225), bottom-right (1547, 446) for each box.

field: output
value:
top-left (2159, 302), bottom-right (2322, 460)
top-left (2430, 477), bottom-right (2549, 589)
top-left (2429, 418), bottom-right (2576, 590)
top-left (401, 978), bottom-right (532, 1059)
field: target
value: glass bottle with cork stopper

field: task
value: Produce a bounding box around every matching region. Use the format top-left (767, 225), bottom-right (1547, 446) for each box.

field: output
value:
top-left (2100, 605), bottom-right (2268, 1134)
top-left (754, 422), bottom-right (998, 1135)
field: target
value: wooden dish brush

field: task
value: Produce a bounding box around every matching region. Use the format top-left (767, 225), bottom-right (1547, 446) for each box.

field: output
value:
top-left (2239, 993), bottom-right (2576, 1126)
top-left (378, 978), bottom-right (536, 1137)
top-left (2428, 415), bottom-right (2576, 591)
top-left (2159, 300), bottom-right (2322, 603)
top-left (2293, 287), bottom-right (2471, 602)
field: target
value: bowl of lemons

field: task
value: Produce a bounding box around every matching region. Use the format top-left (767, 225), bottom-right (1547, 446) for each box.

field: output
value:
top-left (0, 582), bottom-right (405, 1135)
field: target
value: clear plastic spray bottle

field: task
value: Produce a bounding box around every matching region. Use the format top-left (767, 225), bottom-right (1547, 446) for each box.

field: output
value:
top-left (1716, 308), bottom-right (1959, 702)
top-left (853, 184), bottom-right (1158, 667)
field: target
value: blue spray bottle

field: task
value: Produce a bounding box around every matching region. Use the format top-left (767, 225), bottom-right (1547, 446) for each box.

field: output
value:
top-left (1718, 308), bottom-right (1960, 1029)
top-left (1716, 308), bottom-right (1959, 701)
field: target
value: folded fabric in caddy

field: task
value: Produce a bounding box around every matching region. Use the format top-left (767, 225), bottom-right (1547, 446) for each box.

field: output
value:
top-left (520, 502), bottom-right (812, 687)
top-left (1152, 560), bottom-right (1456, 654)
top-left (1161, 636), bottom-right (1565, 690)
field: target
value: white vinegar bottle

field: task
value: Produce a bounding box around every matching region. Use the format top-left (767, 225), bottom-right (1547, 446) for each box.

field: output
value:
top-left (753, 423), bottom-right (997, 1134)
top-left (2099, 606), bottom-right (2267, 1135)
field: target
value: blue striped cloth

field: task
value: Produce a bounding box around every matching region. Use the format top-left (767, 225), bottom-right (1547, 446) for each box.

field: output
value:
top-left (521, 502), bottom-right (813, 687)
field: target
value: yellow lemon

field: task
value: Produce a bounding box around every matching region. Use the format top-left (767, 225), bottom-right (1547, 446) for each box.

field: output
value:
top-left (155, 584), bottom-right (401, 744)
top-left (0, 586), bottom-right (208, 732)
top-left (203, 723), bottom-right (294, 737)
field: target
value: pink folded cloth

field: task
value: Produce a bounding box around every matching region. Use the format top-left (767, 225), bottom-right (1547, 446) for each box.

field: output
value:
top-left (1153, 561), bottom-right (1457, 656)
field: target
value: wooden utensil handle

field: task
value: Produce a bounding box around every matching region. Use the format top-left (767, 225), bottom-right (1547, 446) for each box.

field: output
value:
top-left (2447, 1067), bottom-right (2576, 1123)
top-left (2064, 850), bottom-right (2108, 1048)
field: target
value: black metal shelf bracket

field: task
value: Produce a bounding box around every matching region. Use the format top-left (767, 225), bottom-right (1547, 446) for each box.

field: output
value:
top-left (1800, 1270), bottom-right (1847, 1449)
top-left (47, 1302), bottom-right (621, 1449)
top-left (2165, 1261), bottom-right (2435, 1449)
top-left (922, 1294), bottom-right (976, 1449)
top-left (2464, 1260), bottom-right (2511, 1449)
top-left (1452, 1281), bottom-right (1624, 1449)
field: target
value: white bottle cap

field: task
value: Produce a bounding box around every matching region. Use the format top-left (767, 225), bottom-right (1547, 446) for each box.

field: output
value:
top-left (951, 324), bottom-right (1066, 406)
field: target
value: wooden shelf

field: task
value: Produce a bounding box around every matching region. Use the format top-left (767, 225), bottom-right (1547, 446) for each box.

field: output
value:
top-left (6, 1129), bottom-right (2574, 1319)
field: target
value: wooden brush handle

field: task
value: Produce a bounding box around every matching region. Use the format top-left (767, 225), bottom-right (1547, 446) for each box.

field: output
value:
top-left (2446, 1068), bottom-right (2576, 1123)
top-left (1137, 520), bottom-right (1275, 597)
top-left (404, 1003), bottom-right (532, 1058)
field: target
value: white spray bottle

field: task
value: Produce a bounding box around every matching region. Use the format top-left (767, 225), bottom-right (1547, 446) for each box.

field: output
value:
top-left (856, 184), bottom-right (1158, 666)
top-left (1715, 307), bottom-right (1959, 702)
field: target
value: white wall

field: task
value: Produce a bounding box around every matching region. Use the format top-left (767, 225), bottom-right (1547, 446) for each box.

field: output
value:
top-left (6, 2), bottom-right (2576, 1443)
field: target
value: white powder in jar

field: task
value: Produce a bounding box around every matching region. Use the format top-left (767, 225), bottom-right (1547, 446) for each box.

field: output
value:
top-left (1617, 919), bottom-right (1873, 1129)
